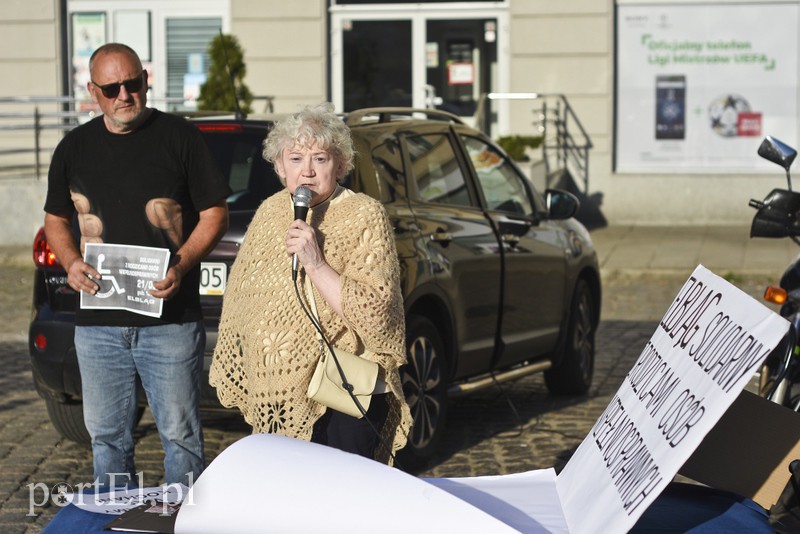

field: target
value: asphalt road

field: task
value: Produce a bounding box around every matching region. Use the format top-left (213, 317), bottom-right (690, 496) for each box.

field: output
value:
top-left (0, 251), bottom-right (779, 533)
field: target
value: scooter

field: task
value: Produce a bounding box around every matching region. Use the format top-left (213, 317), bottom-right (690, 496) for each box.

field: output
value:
top-left (748, 135), bottom-right (800, 411)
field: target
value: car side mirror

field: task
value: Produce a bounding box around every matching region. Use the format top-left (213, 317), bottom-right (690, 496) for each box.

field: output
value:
top-left (544, 189), bottom-right (579, 220)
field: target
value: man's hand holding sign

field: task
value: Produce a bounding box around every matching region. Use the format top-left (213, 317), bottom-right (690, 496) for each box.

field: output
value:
top-left (80, 243), bottom-right (171, 318)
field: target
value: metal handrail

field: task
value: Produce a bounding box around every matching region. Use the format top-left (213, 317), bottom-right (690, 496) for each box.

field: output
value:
top-left (474, 92), bottom-right (594, 192)
top-left (0, 95), bottom-right (275, 179)
top-left (0, 101), bottom-right (80, 179)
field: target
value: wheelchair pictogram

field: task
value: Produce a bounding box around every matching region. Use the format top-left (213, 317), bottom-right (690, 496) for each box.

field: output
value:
top-left (94, 253), bottom-right (126, 299)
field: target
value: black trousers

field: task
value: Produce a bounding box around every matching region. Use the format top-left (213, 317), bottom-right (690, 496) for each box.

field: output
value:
top-left (310, 393), bottom-right (390, 459)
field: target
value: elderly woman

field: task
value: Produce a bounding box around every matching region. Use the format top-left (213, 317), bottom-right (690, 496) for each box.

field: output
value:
top-left (210, 103), bottom-right (411, 464)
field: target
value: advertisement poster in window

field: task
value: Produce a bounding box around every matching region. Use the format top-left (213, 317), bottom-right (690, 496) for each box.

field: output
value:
top-left (71, 12), bottom-right (106, 111)
top-left (615, 2), bottom-right (798, 172)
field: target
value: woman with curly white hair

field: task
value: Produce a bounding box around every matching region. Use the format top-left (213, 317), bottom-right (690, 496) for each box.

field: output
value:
top-left (210, 103), bottom-right (412, 464)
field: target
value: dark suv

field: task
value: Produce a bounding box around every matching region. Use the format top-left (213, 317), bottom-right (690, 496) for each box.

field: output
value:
top-left (29, 108), bottom-right (601, 464)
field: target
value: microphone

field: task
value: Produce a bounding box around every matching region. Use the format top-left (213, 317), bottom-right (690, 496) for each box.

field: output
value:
top-left (292, 186), bottom-right (313, 280)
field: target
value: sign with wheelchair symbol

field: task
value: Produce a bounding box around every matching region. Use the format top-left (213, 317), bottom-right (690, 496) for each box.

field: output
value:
top-left (80, 243), bottom-right (170, 317)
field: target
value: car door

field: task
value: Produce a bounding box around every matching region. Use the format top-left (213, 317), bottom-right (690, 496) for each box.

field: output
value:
top-left (401, 128), bottom-right (503, 379)
top-left (458, 133), bottom-right (567, 368)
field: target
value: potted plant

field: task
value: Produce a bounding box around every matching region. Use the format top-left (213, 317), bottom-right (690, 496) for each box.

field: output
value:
top-left (496, 135), bottom-right (542, 162)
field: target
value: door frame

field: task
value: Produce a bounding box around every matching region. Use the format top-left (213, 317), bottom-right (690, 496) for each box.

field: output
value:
top-left (329, 2), bottom-right (509, 131)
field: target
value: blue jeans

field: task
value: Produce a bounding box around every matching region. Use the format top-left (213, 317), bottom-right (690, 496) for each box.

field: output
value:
top-left (74, 322), bottom-right (206, 489)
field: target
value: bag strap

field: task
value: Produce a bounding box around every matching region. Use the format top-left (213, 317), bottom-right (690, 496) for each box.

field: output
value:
top-left (303, 275), bottom-right (325, 345)
top-left (303, 276), bottom-right (358, 394)
top-left (299, 274), bottom-right (395, 464)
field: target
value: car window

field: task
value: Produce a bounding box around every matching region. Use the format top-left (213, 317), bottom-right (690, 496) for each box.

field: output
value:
top-left (349, 137), bottom-right (402, 203)
top-left (202, 129), bottom-right (282, 212)
top-left (406, 133), bottom-right (474, 207)
top-left (461, 135), bottom-right (533, 216)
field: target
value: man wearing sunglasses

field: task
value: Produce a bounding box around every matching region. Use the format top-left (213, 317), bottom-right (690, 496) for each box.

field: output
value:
top-left (42, 43), bottom-right (231, 491)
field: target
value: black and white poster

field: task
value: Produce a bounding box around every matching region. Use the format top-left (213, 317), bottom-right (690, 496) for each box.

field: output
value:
top-left (80, 243), bottom-right (170, 318)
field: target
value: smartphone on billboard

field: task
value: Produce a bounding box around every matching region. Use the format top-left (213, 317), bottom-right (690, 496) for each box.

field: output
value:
top-left (655, 75), bottom-right (686, 140)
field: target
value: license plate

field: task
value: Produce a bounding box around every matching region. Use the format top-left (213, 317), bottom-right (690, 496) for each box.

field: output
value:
top-left (200, 262), bottom-right (227, 295)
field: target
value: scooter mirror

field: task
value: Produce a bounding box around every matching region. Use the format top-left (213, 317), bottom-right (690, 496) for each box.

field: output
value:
top-left (758, 136), bottom-right (797, 172)
top-left (750, 188), bottom-right (800, 238)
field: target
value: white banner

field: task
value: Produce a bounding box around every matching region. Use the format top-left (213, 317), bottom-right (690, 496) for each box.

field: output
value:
top-left (556, 264), bottom-right (789, 532)
top-left (616, 2), bottom-right (799, 172)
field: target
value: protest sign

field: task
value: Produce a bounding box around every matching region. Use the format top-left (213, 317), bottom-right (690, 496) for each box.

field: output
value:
top-left (68, 485), bottom-right (189, 515)
top-left (80, 243), bottom-right (170, 318)
top-left (556, 264), bottom-right (789, 532)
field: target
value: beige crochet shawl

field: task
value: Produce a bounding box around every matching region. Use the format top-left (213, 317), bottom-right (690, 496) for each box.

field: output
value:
top-left (209, 187), bottom-right (412, 464)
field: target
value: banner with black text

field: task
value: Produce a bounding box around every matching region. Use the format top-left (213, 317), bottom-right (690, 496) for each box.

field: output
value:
top-left (556, 264), bottom-right (789, 533)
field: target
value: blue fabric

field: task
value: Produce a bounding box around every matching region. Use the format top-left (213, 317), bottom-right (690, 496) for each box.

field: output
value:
top-left (74, 322), bottom-right (206, 489)
top-left (41, 504), bottom-right (113, 533)
top-left (43, 482), bottom-right (773, 533)
top-left (631, 482), bottom-right (772, 533)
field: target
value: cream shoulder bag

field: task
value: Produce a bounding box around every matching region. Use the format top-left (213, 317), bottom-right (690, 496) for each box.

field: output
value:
top-left (304, 278), bottom-right (379, 419)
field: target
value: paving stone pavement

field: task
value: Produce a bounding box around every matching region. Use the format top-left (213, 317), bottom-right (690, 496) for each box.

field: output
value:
top-left (0, 239), bottom-right (786, 533)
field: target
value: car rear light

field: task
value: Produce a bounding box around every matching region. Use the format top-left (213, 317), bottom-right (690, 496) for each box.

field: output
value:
top-left (196, 123), bottom-right (243, 133)
top-left (764, 285), bottom-right (787, 305)
top-left (33, 333), bottom-right (47, 351)
top-left (33, 227), bottom-right (62, 268)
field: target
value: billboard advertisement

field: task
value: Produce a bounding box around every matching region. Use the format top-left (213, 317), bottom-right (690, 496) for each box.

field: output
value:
top-left (615, 2), bottom-right (799, 172)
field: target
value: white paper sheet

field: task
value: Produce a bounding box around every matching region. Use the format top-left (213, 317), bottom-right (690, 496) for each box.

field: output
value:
top-left (424, 469), bottom-right (568, 533)
top-left (174, 434), bottom-right (520, 533)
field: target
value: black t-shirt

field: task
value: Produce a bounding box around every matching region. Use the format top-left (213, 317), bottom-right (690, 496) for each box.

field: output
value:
top-left (44, 110), bottom-right (232, 326)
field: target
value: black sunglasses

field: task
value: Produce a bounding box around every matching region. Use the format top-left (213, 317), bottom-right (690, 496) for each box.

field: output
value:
top-left (91, 72), bottom-right (146, 99)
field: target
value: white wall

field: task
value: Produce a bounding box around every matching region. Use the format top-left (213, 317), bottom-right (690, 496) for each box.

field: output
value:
top-left (232, 0), bottom-right (327, 114)
top-left (0, 1), bottom-right (59, 244)
top-left (0, 174), bottom-right (48, 246)
top-left (0, 0), bottom-right (61, 98)
top-left (508, 0), bottom-right (776, 225)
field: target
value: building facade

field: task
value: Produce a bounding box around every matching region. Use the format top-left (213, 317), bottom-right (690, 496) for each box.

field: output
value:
top-left (0, 0), bottom-right (794, 240)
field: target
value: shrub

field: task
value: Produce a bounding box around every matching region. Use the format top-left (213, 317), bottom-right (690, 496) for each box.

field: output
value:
top-left (198, 34), bottom-right (253, 115)
top-left (496, 135), bottom-right (543, 161)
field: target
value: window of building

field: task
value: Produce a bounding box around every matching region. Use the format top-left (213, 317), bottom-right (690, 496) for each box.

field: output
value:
top-left (67, 1), bottom-right (229, 111)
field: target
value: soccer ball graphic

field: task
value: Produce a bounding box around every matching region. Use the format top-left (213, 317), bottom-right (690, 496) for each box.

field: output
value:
top-left (708, 94), bottom-right (751, 137)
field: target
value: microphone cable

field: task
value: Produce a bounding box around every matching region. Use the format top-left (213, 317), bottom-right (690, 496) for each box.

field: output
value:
top-left (489, 371), bottom-right (526, 438)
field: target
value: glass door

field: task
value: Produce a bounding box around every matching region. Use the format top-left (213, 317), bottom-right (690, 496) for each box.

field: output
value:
top-left (342, 20), bottom-right (412, 110)
top-left (425, 19), bottom-right (497, 118)
top-left (331, 4), bottom-right (508, 129)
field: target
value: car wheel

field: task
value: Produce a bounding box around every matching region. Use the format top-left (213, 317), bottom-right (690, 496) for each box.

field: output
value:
top-left (44, 398), bottom-right (91, 446)
top-left (398, 314), bottom-right (448, 468)
top-left (545, 278), bottom-right (595, 395)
